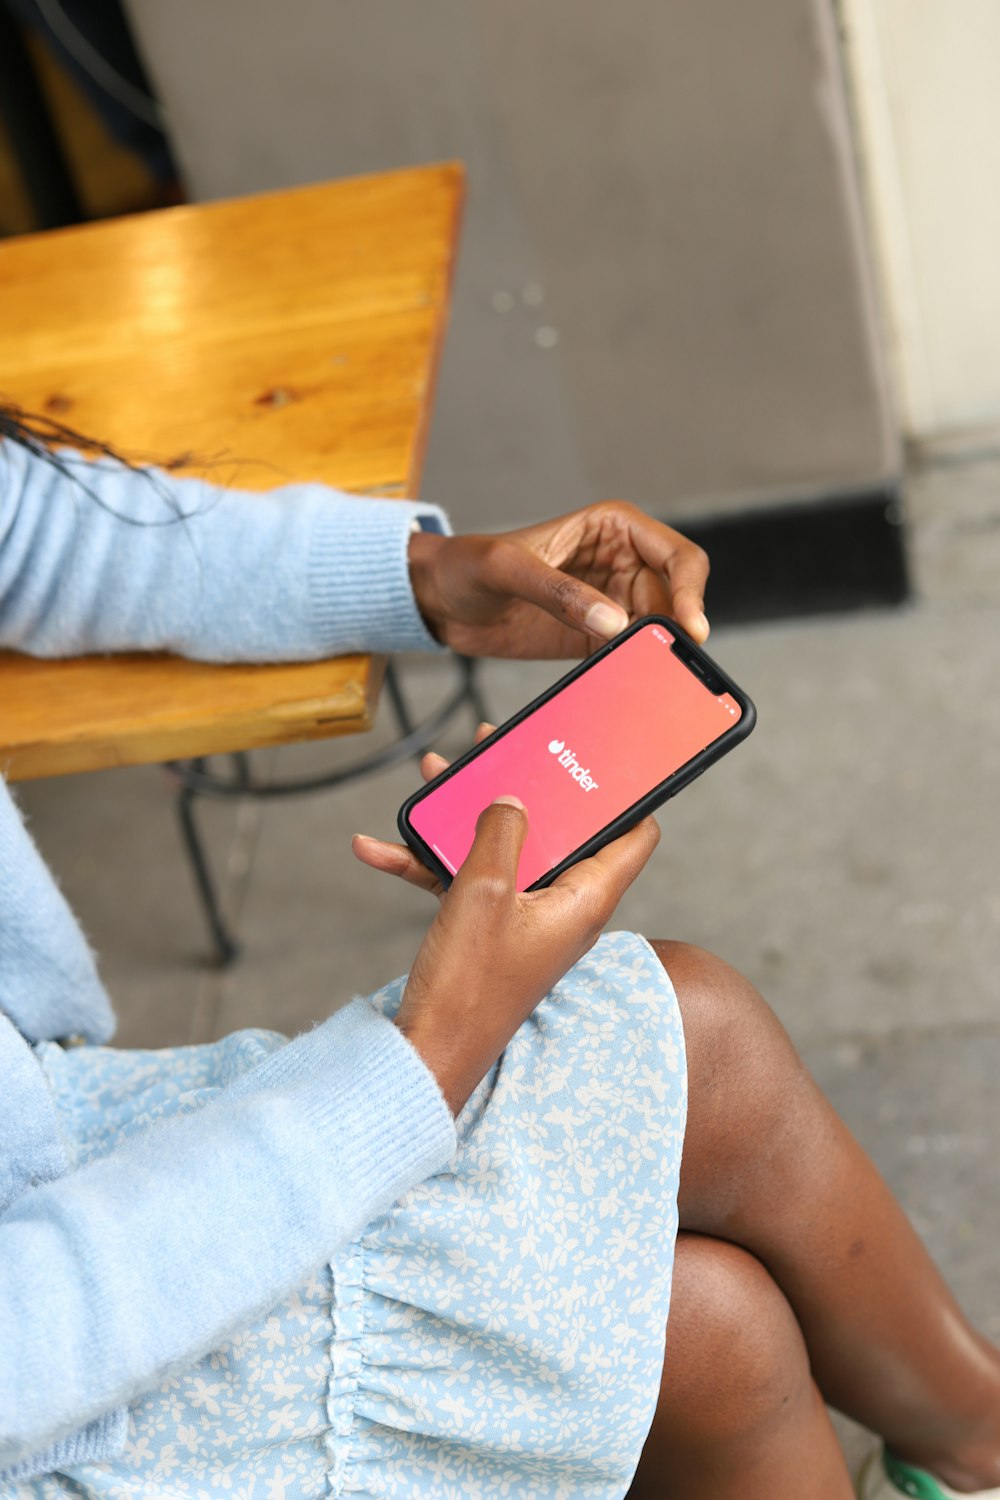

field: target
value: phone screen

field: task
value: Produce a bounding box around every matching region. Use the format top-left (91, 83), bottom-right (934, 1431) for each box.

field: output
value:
top-left (406, 621), bottom-right (744, 891)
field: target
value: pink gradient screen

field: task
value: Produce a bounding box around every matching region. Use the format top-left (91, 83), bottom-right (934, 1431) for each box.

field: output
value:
top-left (408, 623), bottom-right (742, 890)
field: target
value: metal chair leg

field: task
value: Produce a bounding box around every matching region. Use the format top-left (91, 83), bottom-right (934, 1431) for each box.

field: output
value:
top-left (175, 775), bottom-right (239, 967)
top-left (461, 656), bottom-right (491, 728)
top-left (380, 660), bottom-right (416, 747)
top-left (227, 751), bottom-right (250, 788)
top-left (384, 657), bottom-right (493, 763)
top-left (169, 657), bottom-right (491, 968)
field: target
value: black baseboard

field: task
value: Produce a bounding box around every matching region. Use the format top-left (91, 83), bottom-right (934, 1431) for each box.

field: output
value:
top-left (673, 486), bottom-right (909, 627)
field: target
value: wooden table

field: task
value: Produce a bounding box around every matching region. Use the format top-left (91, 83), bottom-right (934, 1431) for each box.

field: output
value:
top-left (0, 163), bottom-right (463, 780)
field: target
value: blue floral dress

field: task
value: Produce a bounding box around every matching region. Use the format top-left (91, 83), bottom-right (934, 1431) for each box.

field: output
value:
top-left (8, 932), bottom-right (687, 1500)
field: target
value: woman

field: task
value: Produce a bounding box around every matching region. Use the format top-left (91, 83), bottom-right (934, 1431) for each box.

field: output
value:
top-left (1, 409), bottom-right (998, 1500)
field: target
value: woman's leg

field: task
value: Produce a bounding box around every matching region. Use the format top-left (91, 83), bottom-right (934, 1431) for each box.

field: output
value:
top-left (627, 1232), bottom-right (854, 1500)
top-left (635, 940), bottom-right (1000, 1495)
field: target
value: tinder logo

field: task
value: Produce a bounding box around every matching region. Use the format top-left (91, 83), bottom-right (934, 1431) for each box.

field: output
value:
top-left (547, 738), bottom-right (600, 792)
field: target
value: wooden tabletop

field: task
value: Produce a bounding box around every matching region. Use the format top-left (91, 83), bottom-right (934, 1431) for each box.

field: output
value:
top-left (0, 163), bottom-right (463, 780)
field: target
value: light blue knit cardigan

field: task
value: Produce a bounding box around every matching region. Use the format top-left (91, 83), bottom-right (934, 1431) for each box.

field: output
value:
top-left (0, 441), bottom-right (457, 1482)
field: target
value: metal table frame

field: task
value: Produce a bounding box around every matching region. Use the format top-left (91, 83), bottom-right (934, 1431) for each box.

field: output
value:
top-left (165, 654), bottom-right (487, 964)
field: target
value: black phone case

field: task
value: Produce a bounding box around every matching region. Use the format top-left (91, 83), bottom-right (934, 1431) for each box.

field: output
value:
top-left (397, 614), bottom-right (757, 891)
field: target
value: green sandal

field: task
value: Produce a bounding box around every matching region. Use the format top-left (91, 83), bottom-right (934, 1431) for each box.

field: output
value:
top-left (857, 1447), bottom-right (1000, 1499)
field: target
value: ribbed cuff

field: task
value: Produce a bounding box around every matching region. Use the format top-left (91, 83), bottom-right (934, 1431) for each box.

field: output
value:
top-left (232, 998), bottom-right (457, 1219)
top-left (0, 1406), bottom-right (128, 1486)
top-left (309, 498), bottom-right (452, 656)
top-left (0, 1023), bottom-right (69, 1214)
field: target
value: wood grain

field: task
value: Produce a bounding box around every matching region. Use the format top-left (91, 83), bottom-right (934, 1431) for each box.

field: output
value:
top-left (0, 651), bottom-right (387, 781)
top-left (0, 163), bottom-right (463, 779)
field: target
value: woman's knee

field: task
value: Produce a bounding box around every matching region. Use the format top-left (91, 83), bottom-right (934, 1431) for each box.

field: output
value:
top-left (648, 939), bottom-right (789, 1066)
top-left (647, 939), bottom-right (819, 1228)
top-left (653, 1232), bottom-right (813, 1445)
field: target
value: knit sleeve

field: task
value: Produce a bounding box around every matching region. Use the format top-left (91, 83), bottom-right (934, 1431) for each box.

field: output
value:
top-left (0, 441), bottom-right (450, 660)
top-left (0, 999), bottom-right (456, 1475)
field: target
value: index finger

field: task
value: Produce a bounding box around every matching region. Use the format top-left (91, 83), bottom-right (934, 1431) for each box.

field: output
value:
top-left (548, 816), bottom-right (661, 917)
top-left (622, 511), bottom-right (711, 643)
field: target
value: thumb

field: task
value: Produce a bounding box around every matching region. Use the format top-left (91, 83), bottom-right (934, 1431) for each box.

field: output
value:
top-left (486, 543), bottom-right (628, 640)
top-left (453, 795), bottom-right (529, 896)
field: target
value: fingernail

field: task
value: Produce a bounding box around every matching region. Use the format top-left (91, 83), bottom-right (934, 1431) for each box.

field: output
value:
top-left (585, 602), bottom-right (628, 637)
top-left (695, 611), bottom-right (710, 639)
top-left (493, 794), bottom-right (524, 809)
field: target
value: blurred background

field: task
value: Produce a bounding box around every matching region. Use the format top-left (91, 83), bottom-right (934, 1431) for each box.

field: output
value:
top-left (3, 0), bottom-right (999, 1470)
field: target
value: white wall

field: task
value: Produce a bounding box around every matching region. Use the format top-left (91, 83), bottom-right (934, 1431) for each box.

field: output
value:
top-left (840, 0), bottom-right (1000, 440)
top-left (126, 0), bottom-right (898, 527)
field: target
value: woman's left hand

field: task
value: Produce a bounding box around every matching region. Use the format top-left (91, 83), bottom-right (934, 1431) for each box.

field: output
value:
top-left (408, 500), bottom-right (710, 660)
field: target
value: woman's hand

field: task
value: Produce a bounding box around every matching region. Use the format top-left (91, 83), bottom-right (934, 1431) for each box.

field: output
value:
top-left (408, 500), bottom-right (710, 660)
top-left (351, 722), bottom-right (499, 898)
top-left (353, 727), bottom-right (660, 1114)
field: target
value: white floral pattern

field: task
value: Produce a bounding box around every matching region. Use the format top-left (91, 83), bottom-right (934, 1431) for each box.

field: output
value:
top-left (10, 931), bottom-right (686, 1500)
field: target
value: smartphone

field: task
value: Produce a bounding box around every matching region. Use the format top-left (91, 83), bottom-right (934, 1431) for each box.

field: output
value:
top-left (398, 615), bottom-right (756, 893)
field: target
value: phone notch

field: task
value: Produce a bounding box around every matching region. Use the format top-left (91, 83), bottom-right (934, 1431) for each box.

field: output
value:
top-left (669, 635), bottom-right (727, 696)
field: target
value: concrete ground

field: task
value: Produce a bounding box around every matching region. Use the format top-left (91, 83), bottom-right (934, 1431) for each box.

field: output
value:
top-left (16, 451), bottom-right (1000, 1475)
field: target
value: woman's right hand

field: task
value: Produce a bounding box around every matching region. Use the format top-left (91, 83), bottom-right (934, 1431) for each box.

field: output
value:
top-left (353, 735), bottom-right (660, 1115)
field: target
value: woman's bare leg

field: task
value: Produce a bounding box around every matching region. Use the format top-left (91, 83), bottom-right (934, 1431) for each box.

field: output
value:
top-left (627, 1232), bottom-right (854, 1500)
top-left (633, 940), bottom-right (1000, 1495)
